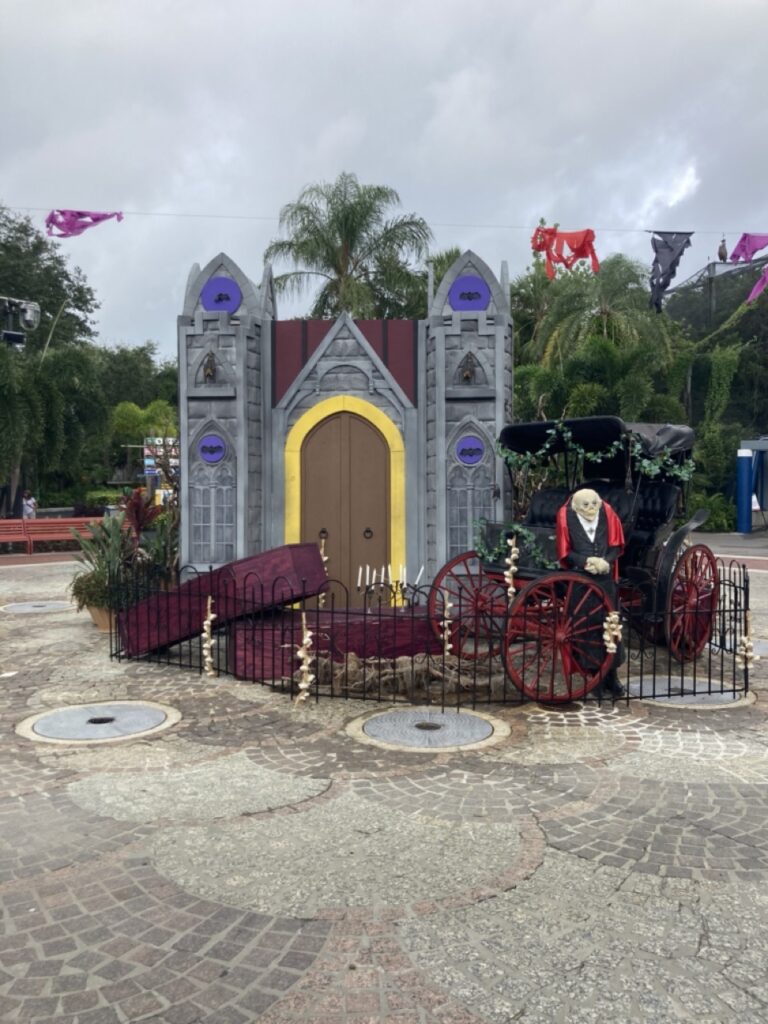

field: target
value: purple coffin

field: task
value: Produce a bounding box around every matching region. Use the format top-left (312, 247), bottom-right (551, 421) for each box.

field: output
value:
top-left (228, 608), bottom-right (443, 681)
top-left (118, 543), bottom-right (327, 658)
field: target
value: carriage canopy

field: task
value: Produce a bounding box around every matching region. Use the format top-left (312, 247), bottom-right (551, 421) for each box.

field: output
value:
top-left (497, 416), bottom-right (695, 460)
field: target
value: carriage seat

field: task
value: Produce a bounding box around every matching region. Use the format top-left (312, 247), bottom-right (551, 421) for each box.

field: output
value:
top-left (577, 481), bottom-right (637, 532)
top-left (514, 487), bottom-right (571, 573)
top-left (624, 480), bottom-right (681, 565)
top-left (524, 487), bottom-right (571, 528)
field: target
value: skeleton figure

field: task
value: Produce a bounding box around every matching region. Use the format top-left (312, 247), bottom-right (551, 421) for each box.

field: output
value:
top-left (530, 226), bottom-right (600, 280)
top-left (649, 231), bottom-right (693, 313)
top-left (556, 488), bottom-right (626, 697)
top-left (556, 488), bottom-right (624, 581)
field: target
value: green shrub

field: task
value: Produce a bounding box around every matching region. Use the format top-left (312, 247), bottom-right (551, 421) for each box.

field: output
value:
top-left (688, 491), bottom-right (735, 532)
top-left (85, 488), bottom-right (125, 508)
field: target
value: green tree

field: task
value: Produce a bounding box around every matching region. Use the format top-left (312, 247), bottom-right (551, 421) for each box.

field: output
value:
top-left (152, 359), bottom-right (179, 407)
top-left (0, 207), bottom-right (103, 511)
top-left (92, 342), bottom-right (178, 411)
top-left (142, 399), bottom-right (178, 439)
top-left (111, 402), bottom-right (146, 467)
top-left (109, 399), bottom-right (178, 483)
top-left (264, 172), bottom-right (432, 318)
top-left (366, 246), bottom-right (464, 319)
top-left (0, 207), bottom-right (98, 353)
top-left (531, 255), bottom-right (677, 370)
top-left (511, 256), bottom-right (693, 424)
top-left (509, 250), bottom-right (555, 359)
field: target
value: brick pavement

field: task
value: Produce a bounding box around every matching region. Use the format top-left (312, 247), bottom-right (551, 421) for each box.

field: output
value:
top-left (1, 557), bottom-right (768, 1022)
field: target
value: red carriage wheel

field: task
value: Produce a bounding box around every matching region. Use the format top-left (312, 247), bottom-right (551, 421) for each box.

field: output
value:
top-left (428, 551), bottom-right (508, 661)
top-left (665, 544), bottom-right (719, 662)
top-left (503, 572), bottom-right (614, 702)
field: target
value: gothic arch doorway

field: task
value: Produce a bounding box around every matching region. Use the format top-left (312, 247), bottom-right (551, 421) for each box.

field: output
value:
top-left (302, 413), bottom-right (388, 604)
top-left (285, 397), bottom-right (405, 608)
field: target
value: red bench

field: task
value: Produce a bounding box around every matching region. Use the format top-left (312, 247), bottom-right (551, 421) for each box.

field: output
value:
top-left (7, 517), bottom-right (105, 554)
top-left (0, 520), bottom-right (28, 552)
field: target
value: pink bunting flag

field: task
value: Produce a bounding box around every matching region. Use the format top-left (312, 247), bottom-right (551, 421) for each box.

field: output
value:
top-left (746, 267), bottom-right (768, 304)
top-left (729, 233), bottom-right (768, 262)
top-left (45, 209), bottom-right (123, 238)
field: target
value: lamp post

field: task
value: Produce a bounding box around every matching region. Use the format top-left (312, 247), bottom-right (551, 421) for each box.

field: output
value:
top-left (0, 296), bottom-right (41, 518)
top-left (1, 295), bottom-right (41, 348)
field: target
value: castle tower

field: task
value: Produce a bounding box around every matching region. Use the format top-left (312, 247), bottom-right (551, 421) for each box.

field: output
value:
top-left (423, 251), bottom-right (514, 572)
top-left (177, 254), bottom-right (274, 571)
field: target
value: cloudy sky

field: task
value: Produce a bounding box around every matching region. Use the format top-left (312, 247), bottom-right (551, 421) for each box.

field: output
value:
top-left (2, 0), bottom-right (767, 360)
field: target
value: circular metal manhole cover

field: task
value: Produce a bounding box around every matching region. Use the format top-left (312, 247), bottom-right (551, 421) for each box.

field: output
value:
top-left (349, 706), bottom-right (510, 752)
top-left (16, 701), bottom-right (181, 745)
top-left (2, 601), bottom-right (72, 614)
top-left (628, 680), bottom-right (753, 709)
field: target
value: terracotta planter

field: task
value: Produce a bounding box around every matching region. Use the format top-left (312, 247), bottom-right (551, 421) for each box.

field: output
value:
top-left (87, 605), bottom-right (114, 633)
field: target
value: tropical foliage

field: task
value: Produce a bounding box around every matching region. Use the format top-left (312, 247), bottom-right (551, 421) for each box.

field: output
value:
top-left (4, 186), bottom-right (768, 531)
top-left (69, 489), bottom-right (180, 613)
top-left (0, 207), bottom-right (177, 511)
top-left (264, 172), bottom-right (432, 318)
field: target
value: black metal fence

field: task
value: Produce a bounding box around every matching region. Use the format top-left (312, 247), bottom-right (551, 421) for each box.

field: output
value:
top-left (108, 559), bottom-right (751, 707)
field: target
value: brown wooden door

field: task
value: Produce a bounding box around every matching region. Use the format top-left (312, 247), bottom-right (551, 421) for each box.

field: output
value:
top-left (301, 413), bottom-right (389, 606)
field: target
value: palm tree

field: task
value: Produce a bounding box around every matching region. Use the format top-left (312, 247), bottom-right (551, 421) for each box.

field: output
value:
top-left (512, 255), bottom-right (695, 424)
top-left (522, 254), bottom-right (676, 372)
top-left (264, 172), bottom-right (432, 318)
top-left (370, 246), bottom-right (463, 319)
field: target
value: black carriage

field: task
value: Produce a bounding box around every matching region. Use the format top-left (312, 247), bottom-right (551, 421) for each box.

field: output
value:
top-left (429, 416), bottom-right (719, 701)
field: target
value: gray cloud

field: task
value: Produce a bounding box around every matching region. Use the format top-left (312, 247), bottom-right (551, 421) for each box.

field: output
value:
top-left (2, 0), bottom-right (766, 358)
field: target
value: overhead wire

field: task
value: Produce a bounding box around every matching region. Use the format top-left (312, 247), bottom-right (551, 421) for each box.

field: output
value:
top-left (2, 204), bottom-right (753, 236)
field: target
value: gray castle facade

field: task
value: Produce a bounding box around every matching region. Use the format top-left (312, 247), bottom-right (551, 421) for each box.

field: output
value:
top-left (177, 251), bottom-right (514, 592)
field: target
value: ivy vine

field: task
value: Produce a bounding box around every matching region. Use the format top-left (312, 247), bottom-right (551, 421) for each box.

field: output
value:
top-left (628, 439), bottom-right (696, 482)
top-left (474, 519), bottom-right (558, 570)
top-left (496, 420), bottom-right (695, 484)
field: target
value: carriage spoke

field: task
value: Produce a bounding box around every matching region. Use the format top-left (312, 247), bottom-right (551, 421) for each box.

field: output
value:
top-left (505, 572), bottom-right (613, 701)
top-left (428, 551), bottom-right (507, 661)
top-left (665, 545), bottom-right (719, 662)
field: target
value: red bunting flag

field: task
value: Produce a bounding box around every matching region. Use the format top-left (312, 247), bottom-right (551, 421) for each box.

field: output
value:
top-left (531, 226), bottom-right (600, 279)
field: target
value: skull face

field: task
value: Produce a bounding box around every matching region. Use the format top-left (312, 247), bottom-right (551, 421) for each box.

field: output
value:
top-left (571, 488), bottom-right (601, 522)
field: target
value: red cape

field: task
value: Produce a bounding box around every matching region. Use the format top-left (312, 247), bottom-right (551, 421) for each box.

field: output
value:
top-left (556, 501), bottom-right (624, 581)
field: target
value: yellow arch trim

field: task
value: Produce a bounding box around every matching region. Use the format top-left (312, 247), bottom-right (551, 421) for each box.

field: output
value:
top-left (284, 396), bottom-right (405, 576)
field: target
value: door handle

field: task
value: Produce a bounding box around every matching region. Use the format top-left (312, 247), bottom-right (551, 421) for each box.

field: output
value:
top-left (363, 527), bottom-right (373, 539)
top-left (318, 528), bottom-right (328, 540)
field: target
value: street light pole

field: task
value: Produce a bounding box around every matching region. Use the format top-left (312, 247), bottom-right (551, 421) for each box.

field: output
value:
top-left (0, 295), bottom-right (41, 518)
top-left (0, 295), bottom-right (41, 348)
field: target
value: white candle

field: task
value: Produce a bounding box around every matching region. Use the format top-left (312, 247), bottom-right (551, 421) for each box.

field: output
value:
top-left (372, 569), bottom-right (377, 585)
top-left (357, 566), bottom-right (362, 589)
top-left (365, 564), bottom-right (370, 586)
top-left (414, 565), bottom-right (424, 586)
top-left (388, 564), bottom-right (393, 585)
top-left (381, 565), bottom-right (385, 585)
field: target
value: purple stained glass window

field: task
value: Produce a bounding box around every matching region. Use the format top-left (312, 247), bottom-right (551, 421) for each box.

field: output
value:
top-left (455, 434), bottom-right (485, 466)
top-left (198, 433), bottom-right (227, 464)
top-left (200, 276), bottom-right (242, 314)
top-left (448, 275), bottom-right (491, 311)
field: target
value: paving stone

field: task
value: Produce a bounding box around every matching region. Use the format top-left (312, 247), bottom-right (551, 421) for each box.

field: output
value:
top-left (2, 558), bottom-right (768, 1023)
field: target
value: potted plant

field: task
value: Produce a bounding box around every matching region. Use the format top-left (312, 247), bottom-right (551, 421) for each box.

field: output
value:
top-left (139, 510), bottom-right (180, 588)
top-left (69, 512), bottom-right (135, 631)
